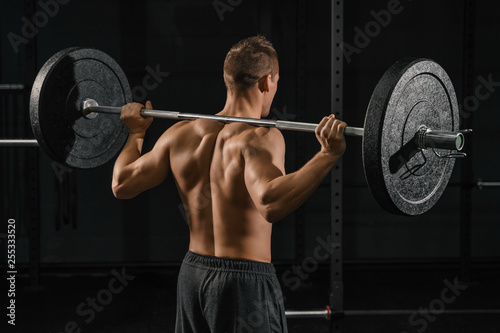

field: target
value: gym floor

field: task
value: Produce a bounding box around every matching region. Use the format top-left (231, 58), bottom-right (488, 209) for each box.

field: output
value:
top-left (15, 264), bottom-right (500, 332)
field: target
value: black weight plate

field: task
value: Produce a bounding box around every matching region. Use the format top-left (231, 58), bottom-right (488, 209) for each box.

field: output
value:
top-left (30, 48), bottom-right (131, 169)
top-left (363, 59), bottom-right (459, 216)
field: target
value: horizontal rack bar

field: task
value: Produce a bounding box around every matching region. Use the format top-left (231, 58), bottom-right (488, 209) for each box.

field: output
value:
top-left (477, 179), bottom-right (500, 189)
top-left (0, 84), bottom-right (25, 91)
top-left (285, 309), bottom-right (330, 319)
top-left (0, 139), bottom-right (39, 147)
top-left (285, 308), bottom-right (500, 319)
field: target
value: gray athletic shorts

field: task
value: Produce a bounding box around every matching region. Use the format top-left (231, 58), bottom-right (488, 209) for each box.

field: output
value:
top-left (175, 251), bottom-right (288, 333)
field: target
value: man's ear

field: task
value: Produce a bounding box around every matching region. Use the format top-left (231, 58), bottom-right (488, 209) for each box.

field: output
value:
top-left (258, 75), bottom-right (270, 93)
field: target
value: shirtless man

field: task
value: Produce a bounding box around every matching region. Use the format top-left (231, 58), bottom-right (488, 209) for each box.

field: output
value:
top-left (112, 36), bottom-right (346, 332)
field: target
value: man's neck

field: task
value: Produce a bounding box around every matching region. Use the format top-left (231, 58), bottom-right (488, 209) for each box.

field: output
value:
top-left (217, 89), bottom-right (263, 119)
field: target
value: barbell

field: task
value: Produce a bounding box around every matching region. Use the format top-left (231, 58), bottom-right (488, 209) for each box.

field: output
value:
top-left (3, 47), bottom-right (470, 215)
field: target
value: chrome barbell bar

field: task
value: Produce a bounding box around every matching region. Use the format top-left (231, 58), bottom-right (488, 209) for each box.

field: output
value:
top-left (0, 99), bottom-right (467, 151)
top-left (83, 100), bottom-right (464, 151)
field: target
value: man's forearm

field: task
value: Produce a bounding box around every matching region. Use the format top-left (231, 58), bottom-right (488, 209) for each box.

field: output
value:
top-left (112, 133), bottom-right (145, 189)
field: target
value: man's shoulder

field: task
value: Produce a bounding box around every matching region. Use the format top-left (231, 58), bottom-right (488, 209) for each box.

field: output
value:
top-left (220, 124), bottom-right (282, 142)
top-left (238, 126), bottom-right (285, 153)
top-left (165, 119), bottom-right (224, 137)
top-left (253, 126), bottom-right (284, 143)
top-left (157, 119), bottom-right (223, 148)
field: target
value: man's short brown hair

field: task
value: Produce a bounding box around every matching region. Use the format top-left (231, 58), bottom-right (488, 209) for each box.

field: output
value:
top-left (223, 35), bottom-right (278, 92)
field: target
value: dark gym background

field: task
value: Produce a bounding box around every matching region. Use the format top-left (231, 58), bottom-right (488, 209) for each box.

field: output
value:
top-left (1, 0), bottom-right (499, 332)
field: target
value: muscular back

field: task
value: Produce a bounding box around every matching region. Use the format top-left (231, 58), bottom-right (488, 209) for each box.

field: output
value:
top-left (116, 102), bottom-right (344, 261)
top-left (116, 108), bottom-right (342, 262)
top-left (165, 119), bottom-right (224, 255)
top-left (210, 123), bottom-right (286, 262)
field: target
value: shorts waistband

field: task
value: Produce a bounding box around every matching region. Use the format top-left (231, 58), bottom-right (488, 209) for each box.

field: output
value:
top-left (183, 251), bottom-right (276, 275)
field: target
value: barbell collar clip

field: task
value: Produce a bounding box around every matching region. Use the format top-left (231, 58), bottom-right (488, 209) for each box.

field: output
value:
top-left (415, 126), bottom-right (465, 151)
top-left (432, 150), bottom-right (467, 159)
top-left (459, 129), bottom-right (474, 134)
